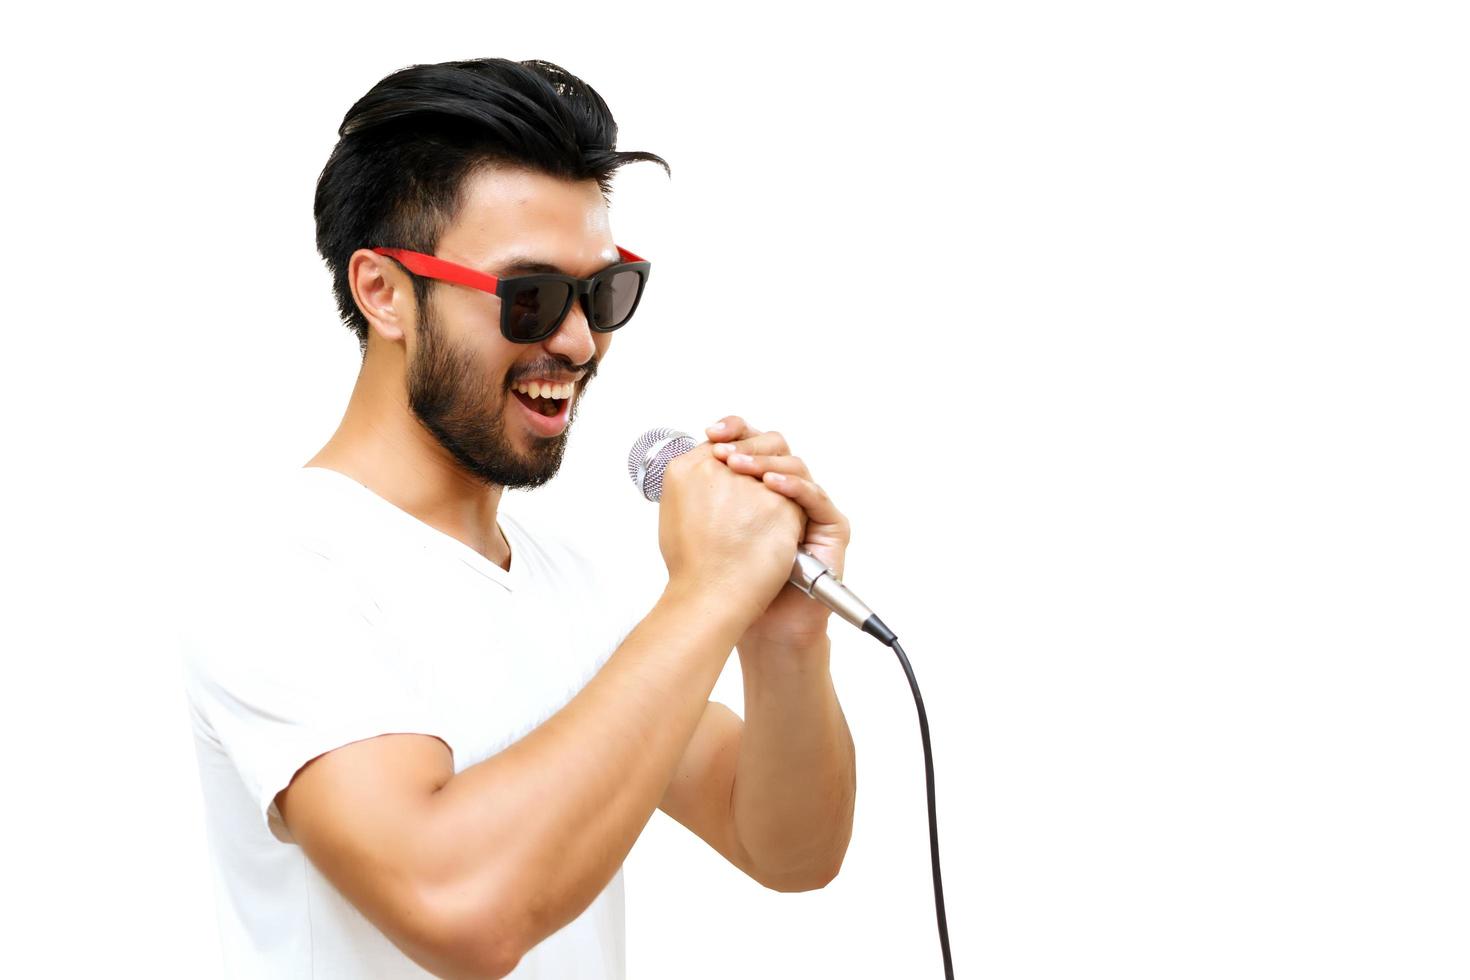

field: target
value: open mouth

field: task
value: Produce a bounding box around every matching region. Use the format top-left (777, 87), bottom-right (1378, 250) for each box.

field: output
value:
top-left (511, 389), bottom-right (567, 418)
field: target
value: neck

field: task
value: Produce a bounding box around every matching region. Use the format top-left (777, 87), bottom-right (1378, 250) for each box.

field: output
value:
top-left (303, 349), bottom-right (510, 571)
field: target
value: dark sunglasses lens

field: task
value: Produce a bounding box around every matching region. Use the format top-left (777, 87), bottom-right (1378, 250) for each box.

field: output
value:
top-left (589, 270), bottom-right (644, 330)
top-left (504, 281), bottom-right (573, 341)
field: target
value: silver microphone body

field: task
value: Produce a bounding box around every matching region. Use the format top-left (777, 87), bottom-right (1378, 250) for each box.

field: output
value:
top-left (627, 427), bottom-right (892, 642)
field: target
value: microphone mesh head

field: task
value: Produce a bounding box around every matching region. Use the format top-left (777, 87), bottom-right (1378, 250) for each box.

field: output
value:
top-left (627, 427), bottom-right (697, 502)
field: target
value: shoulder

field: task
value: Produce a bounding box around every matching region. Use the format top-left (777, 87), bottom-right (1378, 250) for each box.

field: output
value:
top-left (177, 533), bottom-right (373, 689)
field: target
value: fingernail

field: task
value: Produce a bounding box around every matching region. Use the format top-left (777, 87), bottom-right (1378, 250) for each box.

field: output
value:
top-left (712, 443), bottom-right (731, 455)
top-left (707, 421), bottom-right (726, 432)
top-left (730, 453), bottom-right (751, 464)
top-left (766, 472), bottom-right (785, 483)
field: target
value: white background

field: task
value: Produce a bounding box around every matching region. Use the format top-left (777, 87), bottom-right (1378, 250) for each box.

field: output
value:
top-left (2, 1), bottom-right (1466, 977)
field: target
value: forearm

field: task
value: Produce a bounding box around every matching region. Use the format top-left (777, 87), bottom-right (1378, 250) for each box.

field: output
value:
top-left (732, 632), bottom-right (857, 888)
top-left (422, 583), bottom-right (747, 966)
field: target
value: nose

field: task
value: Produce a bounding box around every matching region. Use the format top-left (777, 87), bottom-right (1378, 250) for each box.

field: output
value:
top-left (543, 295), bottom-right (597, 365)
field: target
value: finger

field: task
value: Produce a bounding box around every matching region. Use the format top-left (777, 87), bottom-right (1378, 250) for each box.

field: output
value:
top-left (710, 429), bottom-right (791, 460)
top-left (760, 472), bottom-right (849, 531)
top-left (720, 453), bottom-right (811, 481)
top-left (705, 416), bottom-right (762, 444)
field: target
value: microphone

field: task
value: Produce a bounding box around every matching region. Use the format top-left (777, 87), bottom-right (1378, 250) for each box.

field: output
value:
top-left (628, 427), bottom-right (897, 646)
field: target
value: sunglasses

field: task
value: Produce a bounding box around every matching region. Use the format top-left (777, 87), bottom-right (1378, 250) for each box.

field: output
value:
top-left (371, 246), bottom-right (650, 344)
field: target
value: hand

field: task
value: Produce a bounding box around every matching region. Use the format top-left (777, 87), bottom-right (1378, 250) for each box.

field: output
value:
top-left (704, 416), bottom-right (852, 652)
top-left (656, 433), bottom-right (807, 624)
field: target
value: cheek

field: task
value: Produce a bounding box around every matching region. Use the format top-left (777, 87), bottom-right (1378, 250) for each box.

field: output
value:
top-left (436, 289), bottom-right (499, 338)
top-left (436, 307), bottom-right (509, 375)
top-left (434, 323), bottom-right (511, 396)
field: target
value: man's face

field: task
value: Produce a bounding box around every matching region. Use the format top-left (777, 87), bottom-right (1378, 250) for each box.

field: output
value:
top-left (401, 167), bottom-right (621, 490)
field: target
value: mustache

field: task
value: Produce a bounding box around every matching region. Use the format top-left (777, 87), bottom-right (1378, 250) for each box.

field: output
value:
top-left (509, 355), bottom-right (598, 386)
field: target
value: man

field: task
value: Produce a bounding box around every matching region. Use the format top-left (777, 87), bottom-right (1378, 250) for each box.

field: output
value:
top-left (180, 57), bottom-right (856, 979)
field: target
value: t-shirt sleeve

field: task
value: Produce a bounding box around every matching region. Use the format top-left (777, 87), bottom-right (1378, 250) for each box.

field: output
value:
top-left (180, 542), bottom-right (451, 845)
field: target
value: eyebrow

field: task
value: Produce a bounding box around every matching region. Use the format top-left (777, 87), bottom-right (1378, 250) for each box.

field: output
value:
top-left (496, 255), bottom-right (622, 277)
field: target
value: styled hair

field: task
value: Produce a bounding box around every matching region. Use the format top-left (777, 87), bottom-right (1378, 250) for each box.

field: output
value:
top-left (314, 58), bottom-right (670, 354)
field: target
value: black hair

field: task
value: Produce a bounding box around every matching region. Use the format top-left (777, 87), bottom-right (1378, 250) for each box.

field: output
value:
top-left (314, 58), bottom-right (670, 354)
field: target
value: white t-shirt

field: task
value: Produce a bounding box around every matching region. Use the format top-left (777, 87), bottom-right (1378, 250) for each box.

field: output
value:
top-left (179, 465), bottom-right (642, 979)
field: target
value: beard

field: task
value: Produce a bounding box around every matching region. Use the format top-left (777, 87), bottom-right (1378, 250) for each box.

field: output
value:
top-left (406, 298), bottom-right (593, 490)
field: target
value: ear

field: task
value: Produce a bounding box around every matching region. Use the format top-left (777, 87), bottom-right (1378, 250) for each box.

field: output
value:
top-left (348, 249), bottom-right (414, 343)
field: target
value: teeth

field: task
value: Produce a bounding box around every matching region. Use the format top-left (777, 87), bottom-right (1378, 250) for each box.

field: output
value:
top-left (513, 380), bottom-right (574, 400)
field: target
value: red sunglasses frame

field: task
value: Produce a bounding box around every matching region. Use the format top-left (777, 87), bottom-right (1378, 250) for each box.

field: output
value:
top-left (370, 245), bottom-right (646, 296)
top-left (370, 245), bottom-right (650, 343)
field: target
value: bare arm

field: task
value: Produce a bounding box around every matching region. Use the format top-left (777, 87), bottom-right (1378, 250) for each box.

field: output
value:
top-left (732, 632), bottom-right (856, 889)
top-left (277, 582), bottom-right (748, 979)
top-left (654, 632), bottom-right (856, 894)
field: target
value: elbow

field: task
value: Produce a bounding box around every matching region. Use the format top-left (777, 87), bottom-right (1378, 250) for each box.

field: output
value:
top-left (762, 853), bottom-right (846, 894)
top-left (766, 867), bottom-right (838, 893)
top-left (410, 877), bottom-right (529, 980)
top-left (440, 936), bottom-right (525, 980)
top-left (750, 821), bottom-right (853, 893)
top-left (774, 826), bottom-right (852, 893)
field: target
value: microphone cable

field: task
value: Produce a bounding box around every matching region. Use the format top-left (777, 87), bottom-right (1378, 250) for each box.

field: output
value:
top-left (865, 617), bottom-right (954, 979)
